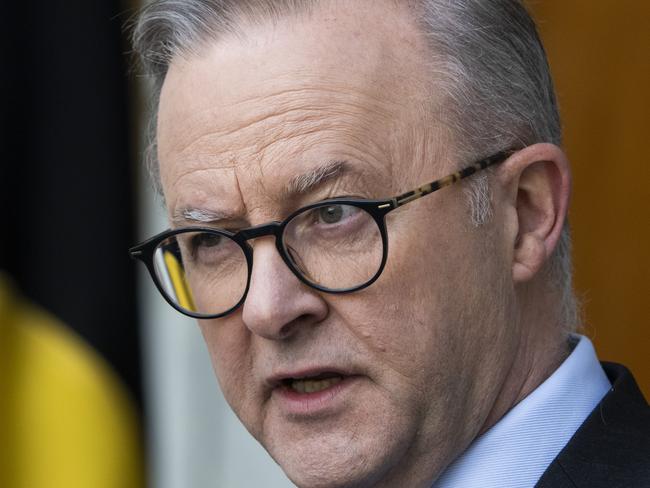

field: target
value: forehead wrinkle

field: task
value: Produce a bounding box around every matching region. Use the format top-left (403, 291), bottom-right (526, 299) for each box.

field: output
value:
top-left (169, 137), bottom-right (239, 168)
top-left (165, 166), bottom-right (234, 206)
top-left (165, 87), bottom-right (313, 149)
top-left (160, 53), bottom-right (407, 144)
top-left (168, 88), bottom-right (398, 163)
top-left (167, 164), bottom-right (234, 183)
top-left (250, 105), bottom-right (397, 190)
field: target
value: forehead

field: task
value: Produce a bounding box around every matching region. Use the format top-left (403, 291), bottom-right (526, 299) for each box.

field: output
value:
top-left (157, 1), bottom-right (439, 220)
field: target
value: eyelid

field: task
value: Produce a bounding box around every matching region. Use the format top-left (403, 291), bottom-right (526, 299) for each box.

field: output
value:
top-left (315, 193), bottom-right (371, 203)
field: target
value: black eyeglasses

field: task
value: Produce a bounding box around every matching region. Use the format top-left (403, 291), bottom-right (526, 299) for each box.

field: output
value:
top-left (130, 150), bottom-right (513, 319)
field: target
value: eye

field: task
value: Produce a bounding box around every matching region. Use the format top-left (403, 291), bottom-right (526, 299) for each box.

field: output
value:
top-left (191, 232), bottom-right (223, 249)
top-left (187, 232), bottom-right (227, 263)
top-left (317, 204), bottom-right (357, 224)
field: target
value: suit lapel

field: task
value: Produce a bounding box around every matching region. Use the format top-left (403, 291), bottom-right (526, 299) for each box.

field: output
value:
top-left (535, 461), bottom-right (576, 488)
top-left (535, 363), bottom-right (650, 487)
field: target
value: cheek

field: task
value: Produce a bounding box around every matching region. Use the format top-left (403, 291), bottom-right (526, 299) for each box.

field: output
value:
top-left (330, 275), bottom-right (446, 394)
top-left (347, 210), bottom-right (501, 383)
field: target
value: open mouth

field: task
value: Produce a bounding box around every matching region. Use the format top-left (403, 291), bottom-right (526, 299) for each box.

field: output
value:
top-left (281, 373), bottom-right (344, 394)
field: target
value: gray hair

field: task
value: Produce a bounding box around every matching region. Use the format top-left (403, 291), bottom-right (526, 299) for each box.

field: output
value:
top-left (130, 0), bottom-right (578, 331)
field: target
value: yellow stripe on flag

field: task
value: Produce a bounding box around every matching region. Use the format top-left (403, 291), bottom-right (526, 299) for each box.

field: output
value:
top-left (163, 250), bottom-right (196, 311)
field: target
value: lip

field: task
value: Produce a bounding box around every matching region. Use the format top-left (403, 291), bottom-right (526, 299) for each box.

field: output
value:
top-left (267, 367), bottom-right (361, 417)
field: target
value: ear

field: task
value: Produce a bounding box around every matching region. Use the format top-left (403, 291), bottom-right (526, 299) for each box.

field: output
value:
top-left (497, 144), bottom-right (571, 283)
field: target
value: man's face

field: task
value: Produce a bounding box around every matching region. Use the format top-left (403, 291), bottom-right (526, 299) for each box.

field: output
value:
top-left (157, 2), bottom-right (519, 486)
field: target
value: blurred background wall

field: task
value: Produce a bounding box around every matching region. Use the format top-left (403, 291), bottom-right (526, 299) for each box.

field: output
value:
top-left (530, 1), bottom-right (650, 395)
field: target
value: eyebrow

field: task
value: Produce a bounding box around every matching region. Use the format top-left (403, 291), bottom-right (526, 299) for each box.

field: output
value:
top-left (284, 160), bottom-right (348, 196)
top-left (171, 207), bottom-right (236, 226)
top-left (171, 160), bottom-right (350, 227)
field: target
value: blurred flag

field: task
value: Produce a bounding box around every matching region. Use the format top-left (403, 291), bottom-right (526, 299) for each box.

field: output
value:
top-left (0, 0), bottom-right (144, 486)
top-left (0, 275), bottom-right (143, 488)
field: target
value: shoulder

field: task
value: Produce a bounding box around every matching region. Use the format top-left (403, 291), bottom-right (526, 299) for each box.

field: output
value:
top-left (536, 363), bottom-right (650, 488)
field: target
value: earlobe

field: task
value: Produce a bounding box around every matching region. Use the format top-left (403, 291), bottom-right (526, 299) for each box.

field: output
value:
top-left (500, 144), bottom-right (571, 284)
top-left (513, 233), bottom-right (547, 282)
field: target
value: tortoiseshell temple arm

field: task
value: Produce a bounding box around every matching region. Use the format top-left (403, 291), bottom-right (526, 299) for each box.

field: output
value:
top-left (392, 150), bottom-right (515, 207)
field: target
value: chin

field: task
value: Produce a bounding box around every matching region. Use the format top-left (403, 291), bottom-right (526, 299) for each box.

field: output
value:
top-left (275, 448), bottom-right (375, 488)
top-left (264, 427), bottom-right (408, 488)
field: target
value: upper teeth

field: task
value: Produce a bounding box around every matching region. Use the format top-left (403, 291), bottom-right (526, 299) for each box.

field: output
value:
top-left (290, 376), bottom-right (342, 393)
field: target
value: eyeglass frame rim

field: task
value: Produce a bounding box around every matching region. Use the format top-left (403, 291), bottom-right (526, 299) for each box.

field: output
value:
top-left (129, 149), bottom-right (516, 319)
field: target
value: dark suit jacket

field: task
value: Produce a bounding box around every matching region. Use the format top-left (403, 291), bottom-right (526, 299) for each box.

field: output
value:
top-left (536, 362), bottom-right (650, 487)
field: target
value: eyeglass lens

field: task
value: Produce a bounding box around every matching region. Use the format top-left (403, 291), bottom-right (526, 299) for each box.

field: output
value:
top-left (282, 203), bottom-right (383, 290)
top-left (151, 203), bottom-right (384, 317)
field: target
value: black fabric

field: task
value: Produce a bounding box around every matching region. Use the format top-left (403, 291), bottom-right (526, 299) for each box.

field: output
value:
top-left (536, 363), bottom-right (650, 487)
top-left (0, 1), bottom-right (140, 402)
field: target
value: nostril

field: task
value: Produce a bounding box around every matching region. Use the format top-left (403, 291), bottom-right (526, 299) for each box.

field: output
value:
top-left (277, 314), bottom-right (314, 339)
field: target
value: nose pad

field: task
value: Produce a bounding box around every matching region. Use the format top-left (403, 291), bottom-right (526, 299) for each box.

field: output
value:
top-left (241, 240), bottom-right (327, 340)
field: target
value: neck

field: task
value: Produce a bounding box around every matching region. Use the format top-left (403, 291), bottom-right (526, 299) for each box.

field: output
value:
top-left (478, 282), bottom-right (571, 436)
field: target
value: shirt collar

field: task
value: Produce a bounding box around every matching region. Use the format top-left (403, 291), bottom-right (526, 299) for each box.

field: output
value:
top-left (433, 335), bottom-right (611, 488)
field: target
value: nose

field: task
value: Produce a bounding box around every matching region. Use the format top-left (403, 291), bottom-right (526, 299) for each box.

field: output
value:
top-left (241, 238), bottom-right (328, 340)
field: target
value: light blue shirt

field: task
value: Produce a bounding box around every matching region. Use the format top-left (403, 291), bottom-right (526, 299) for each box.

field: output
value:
top-left (433, 335), bottom-right (611, 488)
